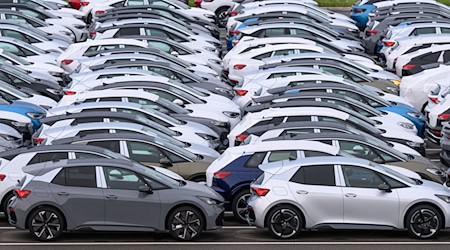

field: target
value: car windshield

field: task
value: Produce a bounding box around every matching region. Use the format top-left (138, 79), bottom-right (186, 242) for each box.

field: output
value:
top-left (364, 136), bottom-right (408, 161)
top-left (131, 161), bottom-right (180, 186)
top-left (2, 51), bottom-right (30, 65)
top-left (156, 138), bottom-right (197, 161)
top-left (141, 126), bottom-right (185, 147)
top-left (371, 162), bottom-right (416, 185)
top-left (0, 81), bottom-right (30, 98)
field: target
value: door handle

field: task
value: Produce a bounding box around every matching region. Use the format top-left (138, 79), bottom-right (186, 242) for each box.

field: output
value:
top-left (345, 193), bottom-right (357, 198)
top-left (106, 195), bottom-right (118, 200)
top-left (296, 190), bottom-right (308, 195)
top-left (57, 192), bottom-right (69, 196)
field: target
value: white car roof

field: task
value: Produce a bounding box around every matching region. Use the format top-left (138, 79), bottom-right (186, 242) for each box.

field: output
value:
top-left (66, 38), bottom-right (148, 49)
top-left (397, 34), bottom-right (450, 45)
top-left (374, 0), bottom-right (440, 8)
top-left (245, 106), bottom-right (349, 120)
top-left (403, 44), bottom-right (450, 58)
top-left (390, 22), bottom-right (450, 32)
top-left (237, 37), bottom-right (316, 47)
top-left (61, 89), bottom-right (160, 102)
top-left (239, 44), bottom-right (324, 57)
top-left (224, 140), bottom-right (340, 155)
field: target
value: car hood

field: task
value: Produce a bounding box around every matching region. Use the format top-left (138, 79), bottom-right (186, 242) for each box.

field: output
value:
top-left (178, 180), bottom-right (224, 201)
top-left (186, 143), bottom-right (220, 158)
top-left (11, 100), bottom-right (46, 114)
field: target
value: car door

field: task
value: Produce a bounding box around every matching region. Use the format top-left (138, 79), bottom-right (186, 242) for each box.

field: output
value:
top-left (287, 164), bottom-right (343, 225)
top-left (49, 166), bottom-right (105, 227)
top-left (340, 165), bottom-right (400, 227)
top-left (101, 166), bottom-right (161, 229)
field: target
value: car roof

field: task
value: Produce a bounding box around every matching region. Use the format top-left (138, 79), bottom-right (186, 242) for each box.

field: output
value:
top-left (40, 111), bottom-right (143, 125)
top-left (0, 144), bottom-right (112, 159)
top-left (266, 82), bottom-right (359, 95)
top-left (264, 132), bottom-right (369, 142)
top-left (51, 132), bottom-right (159, 145)
top-left (246, 121), bottom-right (352, 134)
top-left (224, 139), bottom-right (340, 155)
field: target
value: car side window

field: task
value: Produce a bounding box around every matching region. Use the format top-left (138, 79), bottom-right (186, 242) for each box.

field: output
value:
top-left (444, 51), bottom-right (450, 62)
top-left (273, 49), bottom-right (296, 57)
top-left (76, 129), bottom-right (110, 137)
top-left (74, 152), bottom-right (105, 159)
top-left (410, 27), bottom-right (436, 36)
top-left (420, 52), bottom-right (441, 63)
top-left (103, 166), bottom-right (146, 190)
top-left (127, 0), bottom-right (145, 5)
top-left (338, 141), bottom-right (379, 161)
top-left (267, 72), bottom-right (296, 79)
top-left (160, 149), bottom-right (186, 163)
top-left (341, 165), bottom-right (384, 188)
top-left (267, 150), bottom-right (297, 162)
top-left (290, 165), bottom-right (335, 186)
top-left (126, 141), bottom-right (164, 162)
top-left (245, 152), bottom-right (267, 168)
top-left (253, 117), bottom-right (284, 126)
top-left (252, 52), bottom-right (272, 60)
top-left (280, 128), bottom-right (315, 137)
top-left (285, 116), bottom-right (311, 122)
top-left (114, 27), bottom-right (140, 37)
top-left (441, 28), bottom-right (450, 34)
top-left (303, 151), bottom-right (332, 157)
top-left (29, 152), bottom-right (68, 165)
top-left (52, 167), bottom-right (97, 188)
top-left (86, 140), bottom-right (121, 153)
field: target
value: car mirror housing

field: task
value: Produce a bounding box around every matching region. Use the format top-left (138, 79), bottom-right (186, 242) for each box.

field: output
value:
top-left (138, 185), bottom-right (153, 194)
top-left (160, 157), bottom-right (172, 167)
top-left (378, 183), bottom-right (391, 193)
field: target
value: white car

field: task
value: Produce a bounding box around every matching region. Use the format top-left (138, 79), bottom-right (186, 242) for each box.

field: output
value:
top-left (76, 53), bottom-right (218, 76)
top-left (380, 22), bottom-right (450, 57)
top-left (383, 34), bottom-right (450, 71)
top-left (424, 93), bottom-right (450, 142)
top-left (57, 38), bottom-right (149, 72)
top-left (36, 121), bottom-right (220, 158)
top-left (227, 4), bottom-right (357, 32)
top-left (8, 0), bottom-right (87, 19)
top-left (400, 64), bottom-right (450, 111)
top-left (395, 44), bottom-right (450, 76)
top-left (0, 80), bottom-right (56, 109)
top-left (247, 156), bottom-right (450, 239)
top-left (227, 44), bottom-right (326, 84)
top-left (56, 89), bottom-right (241, 128)
top-left (228, 107), bottom-right (424, 149)
top-left (200, 0), bottom-right (236, 26)
top-left (0, 37), bottom-right (59, 64)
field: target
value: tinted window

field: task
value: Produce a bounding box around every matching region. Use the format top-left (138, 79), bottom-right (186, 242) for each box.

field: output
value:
top-left (281, 128), bottom-right (315, 137)
top-left (86, 140), bottom-right (120, 153)
top-left (245, 152), bottom-right (266, 168)
top-left (52, 167), bottom-right (97, 188)
top-left (253, 52), bottom-right (272, 60)
top-left (411, 27), bottom-right (436, 36)
top-left (339, 141), bottom-right (379, 161)
top-left (268, 150), bottom-right (297, 162)
top-left (441, 28), bottom-right (450, 34)
top-left (303, 151), bottom-right (332, 157)
top-left (127, 141), bottom-right (163, 162)
top-left (76, 129), bottom-right (110, 137)
top-left (285, 116), bottom-right (311, 122)
top-left (253, 117), bottom-right (284, 127)
top-left (74, 152), bottom-right (105, 159)
top-left (103, 166), bottom-right (146, 190)
top-left (71, 117), bottom-right (104, 125)
top-left (342, 165), bottom-right (384, 188)
top-left (114, 27), bottom-right (140, 37)
top-left (29, 152), bottom-right (68, 165)
top-left (290, 165), bottom-right (335, 186)
top-left (420, 52), bottom-right (440, 62)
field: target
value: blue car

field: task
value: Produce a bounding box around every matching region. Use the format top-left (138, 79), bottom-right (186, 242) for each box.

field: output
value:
top-left (378, 103), bottom-right (425, 137)
top-left (0, 100), bottom-right (46, 131)
top-left (226, 18), bottom-right (257, 50)
top-left (351, 4), bottom-right (377, 30)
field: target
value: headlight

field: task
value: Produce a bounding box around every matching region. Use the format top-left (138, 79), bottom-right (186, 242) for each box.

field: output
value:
top-left (49, 71), bottom-right (62, 77)
top-left (26, 112), bottom-right (45, 119)
top-left (405, 141), bottom-right (422, 148)
top-left (223, 111), bottom-right (240, 118)
top-left (390, 79), bottom-right (401, 86)
top-left (436, 195), bottom-right (450, 203)
top-left (386, 86), bottom-right (399, 94)
top-left (196, 133), bottom-right (216, 140)
top-left (203, 46), bottom-right (216, 52)
top-left (215, 87), bottom-right (233, 96)
top-left (1, 135), bottom-right (18, 141)
top-left (197, 196), bottom-right (221, 205)
top-left (204, 14), bottom-right (215, 18)
top-left (11, 121), bottom-right (28, 127)
top-left (427, 168), bottom-right (445, 176)
top-left (46, 88), bottom-right (62, 95)
top-left (406, 112), bottom-right (423, 119)
top-left (208, 59), bottom-right (222, 65)
top-left (398, 122), bottom-right (414, 130)
top-left (211, 120), bottom-right (228, 127)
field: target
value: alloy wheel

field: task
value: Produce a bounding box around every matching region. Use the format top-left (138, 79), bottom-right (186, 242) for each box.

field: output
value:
top-left (234, 193), bottom-right (251, 222)
top-left (31, 210), bottom-right (62, 241)
top-left (409, 208), bottom-right (440, 238)
top-left (171, 210), bottom-right (202, 240)
top-left (269, 208), bottom-right (300, 239)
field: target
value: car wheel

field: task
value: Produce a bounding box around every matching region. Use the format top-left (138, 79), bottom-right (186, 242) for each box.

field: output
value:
top-left (231, 189), bottom-right (251, 223)
top-left (168, 206), bottom-right (204, 241)
top-left (267, 205), bottom-right (302, 239)
top-left (216, 7), bottom-right (229, 28)
top-left (406, 205), bottom-right (442, 239)
top-left (27, 207), bottom-right (65, 241)
top-left (2, 192), bottom-right (14, 217)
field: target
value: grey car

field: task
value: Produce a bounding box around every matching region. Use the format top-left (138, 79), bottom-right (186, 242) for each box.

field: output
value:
top-left (9, 159), bottom-right (224, 241)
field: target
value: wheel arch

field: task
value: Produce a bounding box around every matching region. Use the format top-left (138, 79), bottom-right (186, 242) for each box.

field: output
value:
top-left (25, 203), bottom-right (67, 230)
top-left (0, 189), bottom-right (14, 212)
top-left (263, 201), bottom-right (306, 228)
top-left (164, 202), bottom-right (207, 230)
top-left (403, 201), bottom-right (446, 228)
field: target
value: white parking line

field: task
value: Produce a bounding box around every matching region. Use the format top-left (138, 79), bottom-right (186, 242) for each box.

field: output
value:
top-left (1, 242), bottom-right (450, 246)
top-left (0, 227), bottom-right (14, 230)
top-left (426, 148), bottom-right (442, 152)
top-left (431, 159), bottom-right (441, 162)
top-left (223, 226), bottom-right (256, 229)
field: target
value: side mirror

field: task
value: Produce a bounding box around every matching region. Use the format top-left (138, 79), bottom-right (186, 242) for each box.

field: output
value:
top-left (377, 183), bottom-right (391, 193)
top-left (138, 185), bottom-right (153, 194)
top-left (172, 99), bottom-right (184, 106)
top-left (160, 157), bottom-right (172, 167)
top-left (373, 157), bottom-right (384, 164)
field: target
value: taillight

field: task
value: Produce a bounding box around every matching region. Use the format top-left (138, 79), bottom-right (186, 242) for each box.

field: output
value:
top-left (232, 40), bottom-right (239, 46)
top-left (383, 41), bottom-right (395, 47)
top-left (64, 90), bottom-right (76, 95)
top-left (402, 64), bottom-right (415, 70)
top-left (234, 89), bottom-right (248, 96)
top-left (0, 174), bottom-right (5, 181)
top-left (61, 59), bottom-right (73, 65)
top-left (438, 114), bottom-right (450, 120)
top-left (195, 0), bottom-right (201, 7)
top-left (213, 171), bottom-right (231, 179)
top-left (33, 137), bottom-right (45, 145)
top-left (233, 64), bottom-right (246, 70)
top-left (95, 10), bottom-right (105, 15)
top-left (235, 134), bottom-right (248, 142)
top-left (251, 187), bottom-right (270, 196)
top-left (430, 97), bottom-right (439, 103)
top-left (230, 30), bottom-right (240, 35)
top-left (89, 31), bottom-right (96, 37)
top-left (367, 30), bottom-right (378, 35)
top-left (229, 11), bottom-right (238, 16)
top-left (81, 1), bottom-right (89, 6)
top-left (15, 189), bottom-right (31, 199)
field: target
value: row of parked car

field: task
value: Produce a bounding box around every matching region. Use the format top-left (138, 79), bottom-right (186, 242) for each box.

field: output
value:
top-left (0, 0), bottom-right (449, 243)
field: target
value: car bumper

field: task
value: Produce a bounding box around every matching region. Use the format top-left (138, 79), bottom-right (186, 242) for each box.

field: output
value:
top-left (204, 204), bottom-right (225, 230)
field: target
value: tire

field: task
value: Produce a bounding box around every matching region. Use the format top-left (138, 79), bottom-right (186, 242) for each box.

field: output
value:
top-left (266, 205), bottom-right (302, 239)
top-left (215, 7), bottom-right (229, 28)
top-left (406, 205), bottom-right (442, 239)
top-left (2, 192), bottom-right (14, 218)
top-left (231, 189), bottom-right (251, 224)
top-left (167, 206), bottom-right (204, 241)
top-left (27, 207), bottom-right (65, 241)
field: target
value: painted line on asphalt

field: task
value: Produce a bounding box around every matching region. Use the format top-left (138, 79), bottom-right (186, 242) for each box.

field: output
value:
top-left (223, 226), bottom-right (256, 229)
top-left (2, 242), bottom-right (450, 246)
top-left (0, 227), bottom-right (15, 230)
top-left (426, 148), bottom-right (442, 152)
top-left (431, 159), bottom-right (441, 162)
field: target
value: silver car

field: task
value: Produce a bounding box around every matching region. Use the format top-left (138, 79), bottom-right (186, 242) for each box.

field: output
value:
top-left (9, 159), bottom-right (224, 241)
top-left (247, 156), bottom-right (450, 240)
